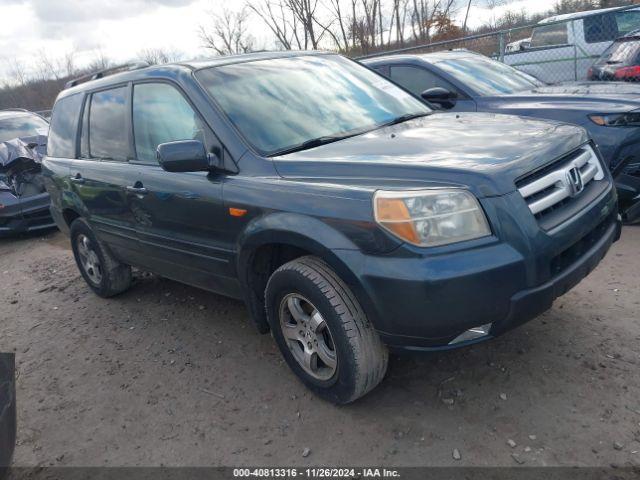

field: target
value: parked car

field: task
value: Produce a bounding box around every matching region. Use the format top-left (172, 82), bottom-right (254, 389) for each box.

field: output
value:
top-left (43, 52), bottom-right (620, 403)
top-left (504, 6), bottom-right (640, 83)
top-left (588, 29), bottom-right (640, 81)
top-left (363, 49), bottom-right (640, 223)
top-left (0, 109), bottom-right (56, 236)
top-left (0, 353), bottom-right (16, 478)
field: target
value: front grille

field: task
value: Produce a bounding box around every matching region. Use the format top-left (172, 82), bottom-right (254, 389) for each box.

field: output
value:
top-left (517, 145), bottom-right (608, 230)
top-left (550, 212), bottom-right (615, 276)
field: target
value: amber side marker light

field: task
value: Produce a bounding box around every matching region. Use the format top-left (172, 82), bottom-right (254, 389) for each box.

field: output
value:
top-left (229, 207), bottom-right (247, 217)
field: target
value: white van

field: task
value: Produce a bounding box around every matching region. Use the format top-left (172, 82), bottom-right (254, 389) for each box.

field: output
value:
top-left (503, 6), bottom-right (640, 83)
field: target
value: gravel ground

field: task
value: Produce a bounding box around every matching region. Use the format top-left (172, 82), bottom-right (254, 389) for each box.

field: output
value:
top-left (0, 227), bottom-right (639, 468)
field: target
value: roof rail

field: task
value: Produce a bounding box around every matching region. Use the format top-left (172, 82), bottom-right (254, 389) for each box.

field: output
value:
top-left (64, 62), bottom-right (150, 89)
top-left (0, 108), bottom-right (29, 113)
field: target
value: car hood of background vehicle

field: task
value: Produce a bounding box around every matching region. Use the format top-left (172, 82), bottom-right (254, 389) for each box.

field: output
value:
top-left (272, 113), bottom-right (587, 197)
top-left (492, 82), bottom-right (640, 112)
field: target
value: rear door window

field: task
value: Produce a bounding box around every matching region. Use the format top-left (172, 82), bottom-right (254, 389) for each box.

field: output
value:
top-left (389, 65), bottom-right (458, 96)
top-left (132, 83), bottom-right (206, 164)
top-left (88, 87), bottom-right (129, 161)
top-left (531, 23), bottom-right (569, 47)
top-left (48, 93), bottom-right (83, 158)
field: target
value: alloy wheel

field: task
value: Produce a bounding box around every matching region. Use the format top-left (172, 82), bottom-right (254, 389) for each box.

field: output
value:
top-left (76, 234), bottom-right (103, 285)
top-left (278, 293), bottom-right (337, 381)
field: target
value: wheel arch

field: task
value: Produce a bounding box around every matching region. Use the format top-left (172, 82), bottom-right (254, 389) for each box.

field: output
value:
top-left (236, 213), bottom-right (371, 334)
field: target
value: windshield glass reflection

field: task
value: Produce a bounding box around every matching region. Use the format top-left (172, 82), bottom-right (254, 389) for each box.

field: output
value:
top-left (436, 57), bottom-right (543, 96)
top-left (196, 54), bottom-right (430, 155)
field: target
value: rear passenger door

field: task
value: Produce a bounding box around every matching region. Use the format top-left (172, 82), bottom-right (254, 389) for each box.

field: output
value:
top-left (70, 85), bottom-right (142, 264)
top-left (129, 81), bottom-right (238, 297)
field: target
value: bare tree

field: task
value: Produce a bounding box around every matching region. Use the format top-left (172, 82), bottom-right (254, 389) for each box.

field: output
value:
top-left (285, 0), bottom-right (321, 49)
top-left (462, 0), bottom-right (472, 34)
top-left (248, 0), bottom-right (303, 49)
top-left (199, 7), bottom-right (255, 55)
top-left (87, 49), bottom-right (112, 72)
top-left (7, 59), bottom-right (28, 87)
top-left (137, 47), bottom-right (183, 65)
top-left (63, 51), bottom-right (77, 78)
top-left (324, 0), bottom-right (351, 50)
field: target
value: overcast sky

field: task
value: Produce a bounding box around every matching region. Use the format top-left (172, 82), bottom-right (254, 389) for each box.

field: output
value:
top-left (0, 0), bottom-right (559, 83)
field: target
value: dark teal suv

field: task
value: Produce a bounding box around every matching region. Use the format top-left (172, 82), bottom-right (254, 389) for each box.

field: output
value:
top-left (42, 52), bottom-right (621, 403)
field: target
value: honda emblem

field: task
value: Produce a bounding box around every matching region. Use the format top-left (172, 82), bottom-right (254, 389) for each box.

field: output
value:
top-left (566, 167), bottom-right (584, 197)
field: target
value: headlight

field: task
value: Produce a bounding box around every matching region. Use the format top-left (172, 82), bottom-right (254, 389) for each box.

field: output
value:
top-left (589, 112), bottom-right (640, 127)
top-left (373, 189), bottom-right (491, 247)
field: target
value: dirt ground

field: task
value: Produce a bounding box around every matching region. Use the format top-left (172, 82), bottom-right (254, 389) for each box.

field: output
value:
top-left (0, 227), bottom-right (639, 468)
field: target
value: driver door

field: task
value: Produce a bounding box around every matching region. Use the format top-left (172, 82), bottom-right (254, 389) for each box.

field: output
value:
top-left (129, 81), bottom-right (239, 297)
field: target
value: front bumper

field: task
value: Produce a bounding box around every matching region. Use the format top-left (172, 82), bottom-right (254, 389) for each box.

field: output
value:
top-left (0, 191), bottom-right (56, 237)
top-left (338, 186), bottom-right (620, 352)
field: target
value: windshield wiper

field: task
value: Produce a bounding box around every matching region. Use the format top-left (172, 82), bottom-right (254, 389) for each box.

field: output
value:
top-left (381, 112), bottom-right (431, 127)
top-left (270, 113), bottom-right (431, 157)
top-left (271, 131), bottom-right (365, 156)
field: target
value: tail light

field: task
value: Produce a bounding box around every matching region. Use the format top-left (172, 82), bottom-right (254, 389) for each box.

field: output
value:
top-left (587, 67), bottom-right (593, 79)
top-left (614, 65), bottom-right (640, 80)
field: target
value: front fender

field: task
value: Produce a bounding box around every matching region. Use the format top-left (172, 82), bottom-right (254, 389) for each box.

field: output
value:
top-left (237, 212), bottom-right (363, 285)
top-left (236, 212), bottom-right (376, 334)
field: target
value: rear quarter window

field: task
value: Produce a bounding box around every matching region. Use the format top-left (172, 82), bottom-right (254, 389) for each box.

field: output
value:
top-left (48, 93), bottom-right (83, 158)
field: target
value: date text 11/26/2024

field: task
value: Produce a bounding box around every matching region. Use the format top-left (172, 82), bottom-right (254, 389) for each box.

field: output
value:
top-left (233, 468), bottom-right (401, 478)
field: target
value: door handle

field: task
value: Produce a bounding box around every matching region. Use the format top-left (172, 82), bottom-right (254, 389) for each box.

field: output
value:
top-left (69, 174), bottom-right (85, 184)
top-left (125, 185), bottom-right (148, 195)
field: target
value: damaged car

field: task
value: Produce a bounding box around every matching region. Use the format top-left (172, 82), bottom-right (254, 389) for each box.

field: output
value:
top-left (0, 109), bottom-right (56, 236)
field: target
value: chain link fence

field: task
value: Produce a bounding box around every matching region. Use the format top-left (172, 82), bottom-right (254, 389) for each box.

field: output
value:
top-left (361, 3), bottom-right (640, 84)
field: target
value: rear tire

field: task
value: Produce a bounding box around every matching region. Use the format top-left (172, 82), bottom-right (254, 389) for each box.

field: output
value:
top-left (70, 218), bottom-right (132, 298)
top-left (265, 256), bottom-right (388, 404)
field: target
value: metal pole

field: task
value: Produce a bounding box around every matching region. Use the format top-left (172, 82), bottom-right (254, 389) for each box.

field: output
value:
top-left (499, 32), bottom-right (505, 62)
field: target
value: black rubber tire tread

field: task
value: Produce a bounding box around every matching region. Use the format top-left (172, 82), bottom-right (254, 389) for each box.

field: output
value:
top-left (266, 255), bottom-right (388, 403)
top-left (69, 218), bottom-right (132, 298)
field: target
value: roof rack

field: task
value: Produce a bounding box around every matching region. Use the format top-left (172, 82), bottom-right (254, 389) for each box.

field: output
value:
top-left (64, 62), bottom-right (150, 89)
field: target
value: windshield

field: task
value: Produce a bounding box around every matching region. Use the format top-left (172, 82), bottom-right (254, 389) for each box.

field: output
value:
top-left (616, 10), bottom-right (640, 35)
top-left (0, 114), bottom-right (49, 142)
top-left (436, 56), bottom-right (544, 96)
top-left (195, 54), bottom-right (431, 156)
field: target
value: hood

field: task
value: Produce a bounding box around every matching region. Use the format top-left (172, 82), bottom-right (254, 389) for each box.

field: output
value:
top-left (0, 134), bottom-right (47, 171)
top-left (490, 82), bottom-right (640, 113)
top-left (272, 113), bottom-right (588, 197)
top-left (0, 134), bottom-right (47, 198)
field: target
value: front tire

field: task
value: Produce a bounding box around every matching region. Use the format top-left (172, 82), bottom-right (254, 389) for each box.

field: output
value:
top-left (70, 218), bottom-right (132, 298)
top-left (265, 256), bottom-right (388, 404)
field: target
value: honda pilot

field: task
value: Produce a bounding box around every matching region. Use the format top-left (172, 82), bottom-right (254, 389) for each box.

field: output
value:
top-left (42, 52), bottom-right (621, 404)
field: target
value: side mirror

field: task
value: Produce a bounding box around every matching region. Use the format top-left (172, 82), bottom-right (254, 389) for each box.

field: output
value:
top-left (156, 140), bottom-right (221, 173)
top-left (420, 87), bottom-right (457, 110)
